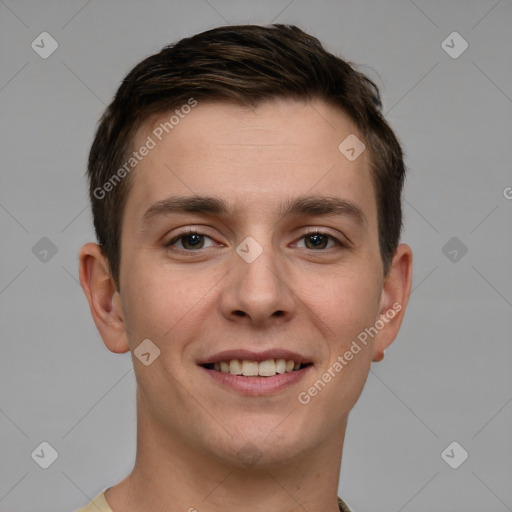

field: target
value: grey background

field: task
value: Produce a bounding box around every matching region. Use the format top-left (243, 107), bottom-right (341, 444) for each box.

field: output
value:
top-left (1, 1), bottom-right (511, 511)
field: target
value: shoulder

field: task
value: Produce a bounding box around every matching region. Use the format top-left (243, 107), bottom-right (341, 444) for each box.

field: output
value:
top-left (74, 489), bottom-right (112, 512)
top-left (338, 496), bottom-right (354, 512)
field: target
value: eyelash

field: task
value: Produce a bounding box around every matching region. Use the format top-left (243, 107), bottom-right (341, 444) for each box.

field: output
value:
top-left (163, 228), bottom-right (345, 253)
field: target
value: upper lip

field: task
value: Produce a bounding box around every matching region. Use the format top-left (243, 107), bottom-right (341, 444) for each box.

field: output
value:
top-left (197, 349), bottom-right (313, 366)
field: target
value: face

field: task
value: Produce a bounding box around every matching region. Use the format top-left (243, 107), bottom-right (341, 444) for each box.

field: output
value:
top-left (84, 97), bottom-right (411, 467)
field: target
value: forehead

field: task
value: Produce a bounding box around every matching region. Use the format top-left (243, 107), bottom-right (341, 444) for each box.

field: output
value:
top-left (124, 98), bottom-right (376, 227)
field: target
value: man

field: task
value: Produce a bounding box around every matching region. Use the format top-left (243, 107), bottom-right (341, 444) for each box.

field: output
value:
top-left (77, 24), bottom-right (412, 512)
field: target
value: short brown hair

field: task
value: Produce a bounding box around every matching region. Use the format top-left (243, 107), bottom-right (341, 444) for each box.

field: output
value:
top-left (87, 24), bottom-right (406, 288)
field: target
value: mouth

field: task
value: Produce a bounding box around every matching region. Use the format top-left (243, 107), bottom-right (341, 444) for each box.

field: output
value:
top-left (201, 358), bottom-right (313, 377)
top-left (197, 349), bottom-right (314, 395)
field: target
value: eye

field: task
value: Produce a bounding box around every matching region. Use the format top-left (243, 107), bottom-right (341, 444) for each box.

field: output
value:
top-left (163, 229), bottom-right (345, 253)
top-left (164, 230), bottom-right (217, 251)
top-left (295, 230), bottom-right (343, 250)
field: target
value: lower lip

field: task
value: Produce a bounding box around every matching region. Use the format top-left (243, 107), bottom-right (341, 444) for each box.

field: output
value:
top-left (199, 365), bottom-right (312, 396)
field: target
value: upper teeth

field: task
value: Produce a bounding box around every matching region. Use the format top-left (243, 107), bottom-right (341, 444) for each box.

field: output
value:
top-left (213, 359), bottom-right (301, 377)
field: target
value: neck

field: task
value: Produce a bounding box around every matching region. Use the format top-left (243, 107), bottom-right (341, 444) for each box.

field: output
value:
top-left (106, 392), bottom-right (347, 512)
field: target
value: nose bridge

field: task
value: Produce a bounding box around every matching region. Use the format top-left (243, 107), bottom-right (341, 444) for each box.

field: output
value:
top-left (222, 232), bottom-right (295, 323)
top-left (240, 238), bottom-right (279, 288)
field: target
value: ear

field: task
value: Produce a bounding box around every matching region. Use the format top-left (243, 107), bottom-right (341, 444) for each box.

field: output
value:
top-left (78, 243), bottom-right (130, 354)
top-left (372, 243), bottom-right (413, 362)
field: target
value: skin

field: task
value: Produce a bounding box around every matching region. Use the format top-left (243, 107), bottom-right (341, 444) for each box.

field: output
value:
top-left (79, 97), bottom-right (412, 512)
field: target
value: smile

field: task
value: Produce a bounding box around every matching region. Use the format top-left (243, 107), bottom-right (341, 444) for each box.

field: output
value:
top-left (202, 358), bottom-right (312, 377)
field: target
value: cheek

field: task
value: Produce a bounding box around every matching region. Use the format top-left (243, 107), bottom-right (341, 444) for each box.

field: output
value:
top-left (119, 254), bottom-right (169, 342)
top-left (315, 275), bottom-right (380, 399)
top-left (122, 274), bottom-right (178, 339)
top-left (316, 268), bottom-right (382, 334)
top-left (309, 277), bottom-right (380, 412)
top-left (119, 256), bottom-right (218, 346)
top-left (344, 283), bottom-right (381, 335)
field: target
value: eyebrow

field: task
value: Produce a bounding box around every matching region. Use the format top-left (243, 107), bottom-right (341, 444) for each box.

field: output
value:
top-left (141, 194), bottom-right (367, 227)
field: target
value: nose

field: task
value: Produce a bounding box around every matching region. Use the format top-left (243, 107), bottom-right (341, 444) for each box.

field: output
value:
top-left (218, 240), bottom-right (296, 328)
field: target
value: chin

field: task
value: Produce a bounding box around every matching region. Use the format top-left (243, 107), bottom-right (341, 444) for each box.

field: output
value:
top-left (214, 424), bottom-right (313, 469)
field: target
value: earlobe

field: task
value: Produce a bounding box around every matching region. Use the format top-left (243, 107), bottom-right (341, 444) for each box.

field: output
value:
top-left (79, 243), bottom-right (130, 354)
top-left (372, 350), bottom-right (385, 362)
top-left (372, 243), bottom-right (413, 362)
